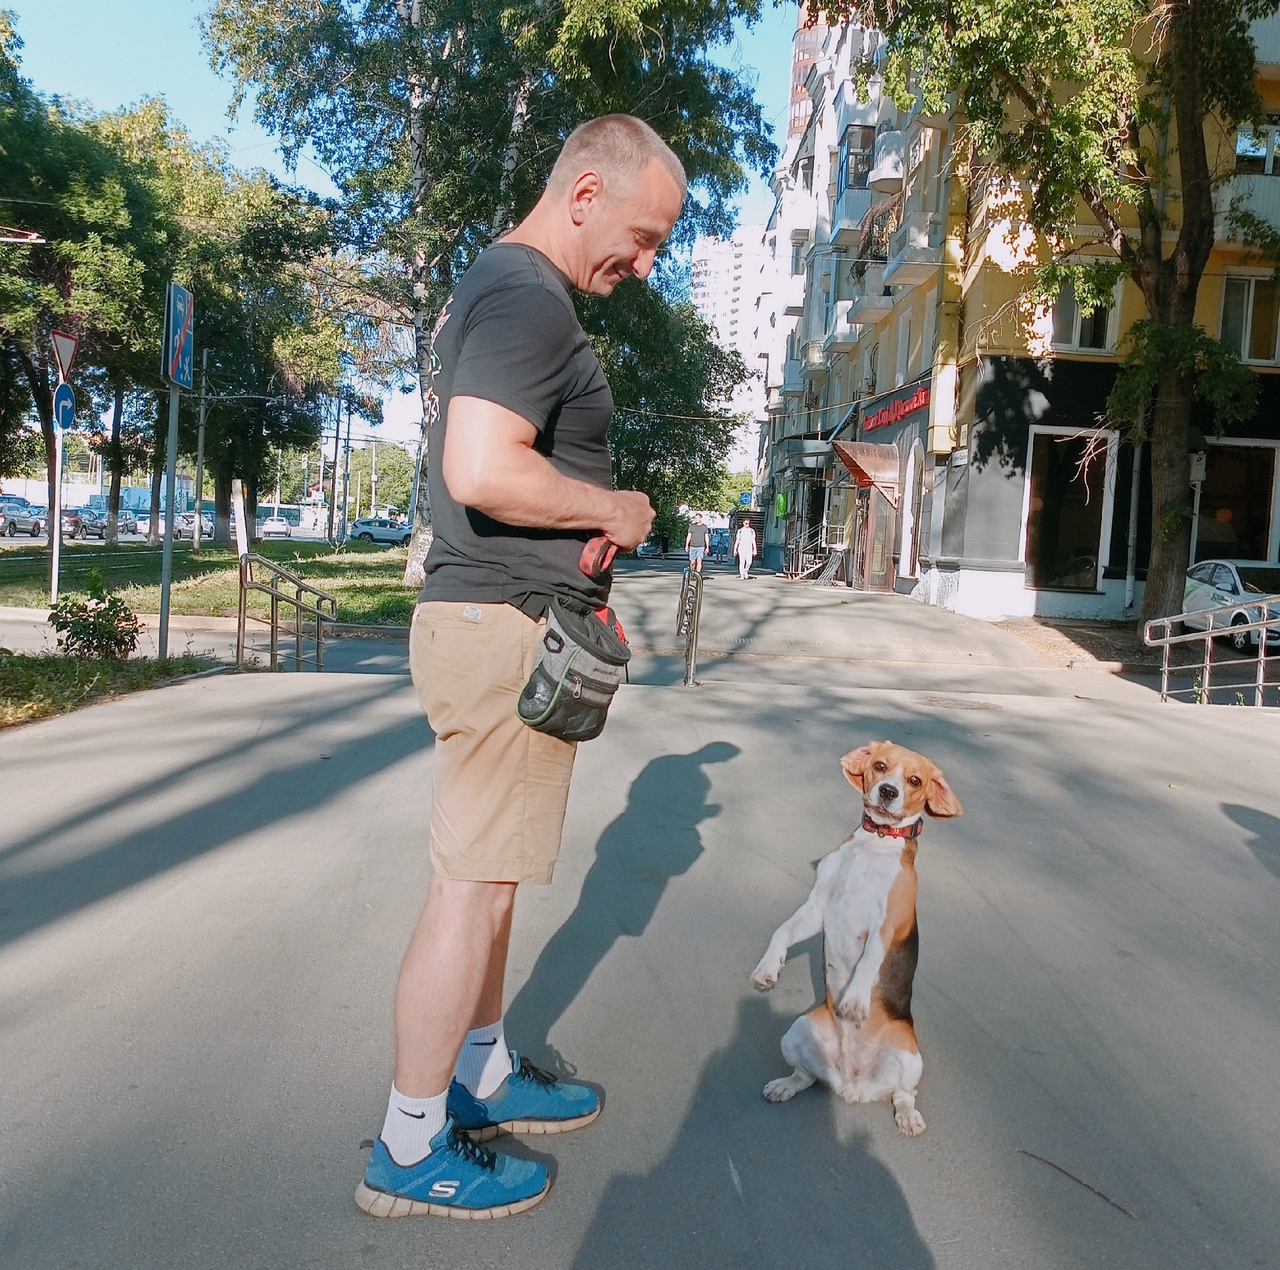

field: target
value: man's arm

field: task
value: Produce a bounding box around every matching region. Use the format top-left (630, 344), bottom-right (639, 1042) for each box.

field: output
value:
top-left (442, 395), bottom-right (653, 549)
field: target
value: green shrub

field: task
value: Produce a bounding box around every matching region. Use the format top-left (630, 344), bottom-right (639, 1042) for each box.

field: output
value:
top-left (48, 583), bottom-right (142, 660)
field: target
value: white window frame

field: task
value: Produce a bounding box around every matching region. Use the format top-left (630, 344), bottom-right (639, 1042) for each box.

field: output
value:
top-left (1017, 425), bottom-right (1120, 588)
top-left (898, 439), bottom-right (926, 578)
top-left (895, 313), bottom-right (912, 387)
top-left (1219, 271), bottom-right (1280, 366)
top-left (1050, 279), bottom-right (1121, 354)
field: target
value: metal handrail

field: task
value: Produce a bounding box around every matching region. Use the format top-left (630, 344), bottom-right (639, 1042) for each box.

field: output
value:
top-left (236, 553), bottom-right (338, 671)
top-left (676, 566), bottom-right (705, 686)
top-left (1144, 595), bottom-right (1278, 706)
top-left (784, 525), bottom-right (827, 577)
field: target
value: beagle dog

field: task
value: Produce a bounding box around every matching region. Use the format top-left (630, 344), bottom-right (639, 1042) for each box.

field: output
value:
top-left (752, 742), bottom-right (961, 1136)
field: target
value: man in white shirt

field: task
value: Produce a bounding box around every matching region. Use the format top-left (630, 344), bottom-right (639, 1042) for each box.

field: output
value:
top-left (734, 521), bottom-right (757, 579)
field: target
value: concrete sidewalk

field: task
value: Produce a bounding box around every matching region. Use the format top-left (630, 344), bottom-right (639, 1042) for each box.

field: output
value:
top-left (2, 604), bottom-right (1278, 1268)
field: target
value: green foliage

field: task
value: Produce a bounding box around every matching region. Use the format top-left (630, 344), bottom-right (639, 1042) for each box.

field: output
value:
top-left (706, 468), bottom-right (754, 514)
top-left (47, 586), bottom-right (143, 660)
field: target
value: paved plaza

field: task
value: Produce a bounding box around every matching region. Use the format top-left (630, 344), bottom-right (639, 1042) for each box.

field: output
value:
top-left (2, 566), bottom-right (1278, 1268)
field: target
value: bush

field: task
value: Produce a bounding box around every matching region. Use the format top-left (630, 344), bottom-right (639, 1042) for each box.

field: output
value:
top-left (47, 573), bottom-right (142, 659)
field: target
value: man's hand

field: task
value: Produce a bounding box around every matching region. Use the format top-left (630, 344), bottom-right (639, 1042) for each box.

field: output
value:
top-left (601, 490), bottom-right (654, 551)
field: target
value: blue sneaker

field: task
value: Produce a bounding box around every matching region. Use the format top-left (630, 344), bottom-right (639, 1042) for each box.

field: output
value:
top-left (355, 1116), bottom-right (549, 1219)
top-left (448, 1052), bottom-right (601, 1142)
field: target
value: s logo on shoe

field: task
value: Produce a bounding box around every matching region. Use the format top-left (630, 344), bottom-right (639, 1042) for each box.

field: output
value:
top-left (429, 1181), bottom-right (459, 1199)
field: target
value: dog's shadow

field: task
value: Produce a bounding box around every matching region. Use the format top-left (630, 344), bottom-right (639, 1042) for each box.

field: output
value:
top-left (1222, 803), bottom-right (1280, 882)
top-left (506, 741), bottom-right (738, 1071)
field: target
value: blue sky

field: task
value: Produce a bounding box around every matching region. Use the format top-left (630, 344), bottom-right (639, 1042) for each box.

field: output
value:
top-left (8, 0), bottom-right (793, 222)
top-left (8, 0), bottom-right (794, 438)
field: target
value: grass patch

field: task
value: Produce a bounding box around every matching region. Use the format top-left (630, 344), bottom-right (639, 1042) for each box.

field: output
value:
top-left (0, 650), bottom-right (219, 728)
top-left (0, 540), bottom-right (417, 626)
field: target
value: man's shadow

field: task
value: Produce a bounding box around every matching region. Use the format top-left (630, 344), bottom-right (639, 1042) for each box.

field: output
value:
top-left (1222, 803), bottom-right (1280, 881)
top-left (505, 741), bottom-right (739, 1068)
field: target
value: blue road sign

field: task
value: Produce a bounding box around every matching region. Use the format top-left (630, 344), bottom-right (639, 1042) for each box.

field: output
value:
top-left (739, 490), bottom-right (752, 507)
top-left (52, 381), bottom-right (75, 433)
top-left (163, 281), bottom-right (194, 389)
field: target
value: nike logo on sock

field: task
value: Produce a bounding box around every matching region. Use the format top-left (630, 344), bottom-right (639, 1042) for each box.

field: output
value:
top-left (399, 1109), bottom-right (427, 1119)
top-left (472, 1039), bottom-right (499, 1047)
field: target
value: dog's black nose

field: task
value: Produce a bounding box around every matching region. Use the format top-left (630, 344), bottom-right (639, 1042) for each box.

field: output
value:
top-left (879, 784), bottom-right (899, 803)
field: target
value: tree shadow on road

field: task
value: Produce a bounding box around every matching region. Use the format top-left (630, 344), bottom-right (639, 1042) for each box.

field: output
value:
top-left (505, 741), bottom-right (738, 1069)
top-left (569, 994), bottom-right (935, 1270)
top-left (1221, 803), bottom-right (1280, 882)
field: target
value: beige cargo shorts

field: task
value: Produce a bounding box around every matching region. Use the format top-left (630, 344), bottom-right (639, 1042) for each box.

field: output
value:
top-left (410, 600), bottom-right (577, 885)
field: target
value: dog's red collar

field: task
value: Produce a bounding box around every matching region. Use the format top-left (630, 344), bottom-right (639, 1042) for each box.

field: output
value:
top-left (862, 812), bottom-right (922, 840)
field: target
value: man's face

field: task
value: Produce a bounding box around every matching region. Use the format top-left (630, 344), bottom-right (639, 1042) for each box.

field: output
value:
top-left (577, 160), bottom-right (685, 296)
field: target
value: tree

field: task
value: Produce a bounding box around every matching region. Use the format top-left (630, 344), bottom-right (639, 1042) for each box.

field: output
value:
top-left (822, 0), bottom-right (1275, 622)
top-left (203, 0), bottom-right (776, 584)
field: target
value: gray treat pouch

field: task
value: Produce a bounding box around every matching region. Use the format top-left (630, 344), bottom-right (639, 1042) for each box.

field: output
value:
top-left (517, 597), bottom-right (630, 742)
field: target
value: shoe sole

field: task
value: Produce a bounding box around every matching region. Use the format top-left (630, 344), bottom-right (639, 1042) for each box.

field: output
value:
top-left (354, 1177), bottom-right (550, 1220)
top-left (464, 1103), bottom-right (602, 1143)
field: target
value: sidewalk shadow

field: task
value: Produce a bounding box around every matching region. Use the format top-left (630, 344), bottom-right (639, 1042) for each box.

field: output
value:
top-left (570, 995), bottom-right (935, 1270)
top-left (505, 742), bottom-right (738, 1068)
top-left (1221, 803), bottom-right (1280, 882)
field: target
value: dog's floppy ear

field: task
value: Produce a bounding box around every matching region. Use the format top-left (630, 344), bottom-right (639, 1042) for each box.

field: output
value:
top-left (840, 745), bottom-right (876, 790)
top-left (925, 767), bottom-right (962, 818)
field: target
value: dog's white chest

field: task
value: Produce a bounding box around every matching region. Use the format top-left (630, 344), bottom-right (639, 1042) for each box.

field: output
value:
top-left (823, 840), bottom-right (901, 979)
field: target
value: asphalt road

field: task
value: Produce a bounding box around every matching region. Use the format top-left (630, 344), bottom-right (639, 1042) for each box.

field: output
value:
top-left (1, 575), bottom-right (1278, 1269)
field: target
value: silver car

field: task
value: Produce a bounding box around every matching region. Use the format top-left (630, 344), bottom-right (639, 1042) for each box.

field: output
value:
top-left (347, 517), bottom-right (411, 546)
top-left (6, 505), bottom-right (49, 536)
top-left (1182, 559), bottom-right (1280, 651)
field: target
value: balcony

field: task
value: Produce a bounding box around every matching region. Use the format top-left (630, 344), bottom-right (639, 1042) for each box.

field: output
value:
top-left (1253, 13), bottom-right (1280, 72)
top-left (1216, 172), bottom-right (1280, 239)
top-left (800, 340), bottom-right (829, 379)
top-left (868, 131), bottom-right (903, 193)
top-left (824, 299), bottom-right (859, 354)
top-left (829, 185), bottom-right (875, 247)
top-left (766, 385), bottom-right (785, 414)
top-left (883, 211), bottom-right (944, 286)
top-left (848, 264), bottom-right (894, 323)
top-left (780, 271), bottom-right (806, 317)
top-left (781, 358), bottom-right (804, 396)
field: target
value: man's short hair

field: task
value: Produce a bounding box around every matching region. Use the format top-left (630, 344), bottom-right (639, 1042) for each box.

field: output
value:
top-left (548, 115), bottom-right (687, 201)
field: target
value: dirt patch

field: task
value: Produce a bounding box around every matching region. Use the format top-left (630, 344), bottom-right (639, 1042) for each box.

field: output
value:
top-left (996, 618), bottom-right (1159, 669)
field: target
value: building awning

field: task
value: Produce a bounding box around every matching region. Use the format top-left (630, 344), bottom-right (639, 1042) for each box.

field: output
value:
top-left (833, 441), bottom-right (900, 507)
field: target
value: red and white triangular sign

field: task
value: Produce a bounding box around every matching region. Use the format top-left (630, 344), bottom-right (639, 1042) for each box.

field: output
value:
top-left (51, 329), bottom-right (78, 382)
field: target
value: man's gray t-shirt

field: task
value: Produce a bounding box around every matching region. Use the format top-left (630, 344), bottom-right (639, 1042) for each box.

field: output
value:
top-left (688, 524), bottom-right (709, 550)
top-left (419, 243), bottom-right (615, 614)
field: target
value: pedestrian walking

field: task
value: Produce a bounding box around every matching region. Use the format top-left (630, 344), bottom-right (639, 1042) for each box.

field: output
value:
top-left (685, 512), bottom-right (709, 574)
top-left (356, 114), bottom-right (685, 1221)
top-left (735, 520), bottom-right (757, 579)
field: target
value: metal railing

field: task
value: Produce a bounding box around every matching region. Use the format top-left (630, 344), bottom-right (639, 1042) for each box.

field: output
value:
top-left (1144, 597), bottom-right (1279, 706)
top-left (676, 566), bottom-right (705, 686)
top-left (783, 525), bottom-right (828, 578)
top-left (237, 553), bottom-right (338, 671)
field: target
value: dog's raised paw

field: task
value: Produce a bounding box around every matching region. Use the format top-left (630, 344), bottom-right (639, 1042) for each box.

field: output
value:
top-left (835, 992), bottom-right (869, 1025)
top-left (751, 961), bottom-right (779, 991)
top-left (894, 1107), bottom-right (926, 1137)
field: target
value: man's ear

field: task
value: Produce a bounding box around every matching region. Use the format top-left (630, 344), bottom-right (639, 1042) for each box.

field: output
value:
top-left (925, 768), bottom-right (963, 818)
top-left (568, 170), bottom-right (603, 225)
top-left (840, 746), bottom-right (876, 791)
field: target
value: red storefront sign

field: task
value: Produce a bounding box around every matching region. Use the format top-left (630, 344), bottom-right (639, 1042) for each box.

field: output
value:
top-left (862, 381), bottom-right (930, 433)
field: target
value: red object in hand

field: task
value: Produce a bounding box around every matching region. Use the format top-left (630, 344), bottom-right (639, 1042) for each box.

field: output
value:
top-left (579, 535), bottom-right (618, 578)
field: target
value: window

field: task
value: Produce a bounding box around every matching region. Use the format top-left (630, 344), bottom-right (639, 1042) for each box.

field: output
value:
top-left (836, 126), bottom-right (875, 198)
top-left (1194, 444), bottom-right (1277, 561)
top-left (895, 313), bottom-right (912, 387)
top-left (1051, 280), bottom-right (1113, 351)
top-left (791, 243), bottom-right (804, 275)
top-left (1024, 430), bottom-right (1115, 590)
top-left (1221, 276), bottom-right (1279, 363)
top-left (1235, 121), bottom-right (1280, 174)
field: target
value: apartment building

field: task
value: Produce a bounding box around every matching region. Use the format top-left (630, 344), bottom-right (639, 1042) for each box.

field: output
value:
top-left (760, 15), bottom-right (1280, 619)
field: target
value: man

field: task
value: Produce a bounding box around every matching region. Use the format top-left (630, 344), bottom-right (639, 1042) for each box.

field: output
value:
top-left (685, 512), bottom-right (709, 574)
top-left (355, 116), bottom-right (685, 1220)
top-left (734, 519), bottom-right (757, 580)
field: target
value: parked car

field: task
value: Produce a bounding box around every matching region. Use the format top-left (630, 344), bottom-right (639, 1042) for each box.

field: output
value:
top-left (176, 513), bottom-right (214, 540)
top-left (1183, 559), bottom-right (1280, 652)
top-left (60, 509), bottom-right (87, 538)
top-left (346, 516), bottom-right (411, 546)
top-left (6, 504), bottom-right (49, 536)
top-left (260, 515), bottom-right (292, 538)
top-left (77, 509), bottom-right (111, 539)
top-left (134, 512), bottom-right (152, 538)
top-left (0, 494), bottom-right (31, 510)
top-left (709, 529), bottom-right (730, 561)
top-left (116, 508), bottom-right (138, 534)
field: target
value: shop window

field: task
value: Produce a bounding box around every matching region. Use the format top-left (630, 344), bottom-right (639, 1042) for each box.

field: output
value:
top-left (1194, 444), bottom-right (1277, 561)
top-left (1220, 276), bottom-right (1279, 363)
top-left (899, 443), bottom-right (925, 578)
top-left (1051, 280), bottom-right (1113, 352)
top-left (837, 126), bottom-right (875, 197)
top-left (1024, 431), bottom-right (1112, 589)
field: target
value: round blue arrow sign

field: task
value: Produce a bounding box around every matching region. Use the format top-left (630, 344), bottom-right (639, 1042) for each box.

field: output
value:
top-left (52, 381), bottom-right (75, 433)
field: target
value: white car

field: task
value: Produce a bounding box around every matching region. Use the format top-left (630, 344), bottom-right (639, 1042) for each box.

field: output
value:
top-left (261, 515), bottom-right (292, 538)
top-left (1182, 559), bottom-right (1280, 651)
top-left (176, 513), bottom-right (215, 540)
top-left (347, 517), bottom-right (411, 546)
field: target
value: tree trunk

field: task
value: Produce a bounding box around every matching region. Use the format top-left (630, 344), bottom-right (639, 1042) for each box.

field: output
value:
top-left (1139, 359), bottom-right (1194, 623)
top-left (215, 470), bottom-right (232, 544)
top-left (106, 381), bottom-right (124, 546)
top-left (8, 341), bottom-right (57, 541)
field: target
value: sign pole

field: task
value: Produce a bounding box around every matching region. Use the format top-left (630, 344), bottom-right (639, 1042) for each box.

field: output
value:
top-left (48, 331), bottom-right (79, 607)
top-left (50, 428), bottom-right (63, 605)
top-left (158, 385), bottom-right (180, 658)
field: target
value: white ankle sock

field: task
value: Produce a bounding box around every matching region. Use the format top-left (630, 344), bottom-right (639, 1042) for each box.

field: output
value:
top-left (454, 1020), bottom-right (515, 1098)
top-left (379, 1084), bottom-right (448, 1167)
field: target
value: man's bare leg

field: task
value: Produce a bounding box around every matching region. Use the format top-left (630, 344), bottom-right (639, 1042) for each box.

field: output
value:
top-left (393, 874), bottom-right (517, 1097)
